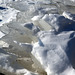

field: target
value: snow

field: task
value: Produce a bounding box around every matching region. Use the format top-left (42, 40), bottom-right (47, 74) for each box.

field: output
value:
top-left (31, 12), bottom-right (75, 75)
top-left (16, 69), bottom-right (38, 75)
top-left (0, 0), bottom-right (75, 75)
top-left (0, 31), bottom-right (5, 38)
top-left (0, 40), bottom-right (9, 48)
top-left (0, 6), bottom-right (19, 26)
top-left (0, 52), bottom-right (14, 73)
top-left (0, 0), bottom-right (19, 4)
top-left (32, 31), bottom-right (75, 75)
top-left (31, 15), bottom-right (53, 31)
top-left (63, 11), bottom-right (75, 21)
top-left (24, 23), bottom-right (34, 30)
top-left (0, 48), bottom-right (38, 75)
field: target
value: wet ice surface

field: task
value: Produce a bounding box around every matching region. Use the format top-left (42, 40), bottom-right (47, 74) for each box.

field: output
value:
top-left (0, 0), bottom-right (75, 75)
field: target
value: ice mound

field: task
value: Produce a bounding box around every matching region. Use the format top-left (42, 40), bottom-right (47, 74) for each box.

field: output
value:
top-left (32, 31), bottom-right (75, 75)
top-left (41, 14), bottom-right (75, 32)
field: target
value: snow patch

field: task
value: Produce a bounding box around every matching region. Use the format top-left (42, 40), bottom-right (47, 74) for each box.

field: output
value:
top-left (0, 6), bottom-right (19, 26)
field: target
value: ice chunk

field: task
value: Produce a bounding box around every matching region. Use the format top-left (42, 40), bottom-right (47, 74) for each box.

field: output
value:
top-left (31, 15), bottom-right (53, 31)
top-left (32, 31), bottom-right (75, 75)
top-left (0, 48), bottom-right (38, 75)
top-left (31, 15), bottom-right (42, 27)
top-left (63, 11), bottom-right (75, 21)
top-left (0, 6), bottom-right (19, 26)
top-left (0, 31), bottom-right (5, 38)
top-left (42, 14), bottom-right (75, 32)
top-left (39, 19), bottom-right (53, 31)
top-left (0, 40), bottom-right (9, 48)
top-left (14, 41), bottom-right (32, 52)
top-left (32, 26), bottom-right (40, 35)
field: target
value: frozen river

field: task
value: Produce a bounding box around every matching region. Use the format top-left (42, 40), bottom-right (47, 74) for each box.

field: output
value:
top-left (0, 0), bottom-right (75, 75)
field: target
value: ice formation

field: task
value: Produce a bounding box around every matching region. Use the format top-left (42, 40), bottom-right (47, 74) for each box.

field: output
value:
top-left (0, 0), bottom-right (75, 75)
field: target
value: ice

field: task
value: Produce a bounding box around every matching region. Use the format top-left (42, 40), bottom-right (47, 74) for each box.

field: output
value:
top-left (39, 19), bottom-right (53, 31)
top-left (0, 6), bottom-right (19, 26)
top-left (0, 0), bottom-right (19, 4)
top-left (41, 13), bottom-right (75, 32)
top-left (0, 31), bottom-right (5, 38)
top-left (52, 0), bottom-right (75, 6)
top-left (0, 48), bottom-right (38, 75)
top-left (0, 40), bottom-right (9, 48)
top-left (71, 0), bottom-right (75, 2)
top-left (14, 41), bottom-right (32, 53)
top-left (32, 31), bottom-right (75, 75)
top-left (31, 5), bottom-right (75, 75)
top-left (63, 11), bottom-right (75, 21)
top-left (24, 23), bottom-right (34, 30)
top-left (0, 0), bottom-right (75, 75)
top-left (31, 15), bottom-right (53, 31)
